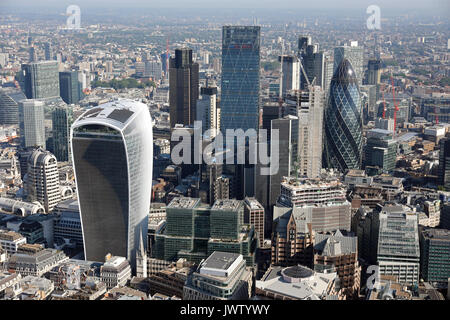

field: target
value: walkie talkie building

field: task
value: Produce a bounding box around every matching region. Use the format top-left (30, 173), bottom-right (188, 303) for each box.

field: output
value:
top-left (324, 59), bottom-right (363, 172)
top-left (71, 99), bottom-right (153, 271)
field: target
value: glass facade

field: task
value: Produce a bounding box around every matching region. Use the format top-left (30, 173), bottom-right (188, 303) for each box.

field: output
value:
top-left (59, 71), bottom-right (82, 105)
top-left (21, 61), bottom-right (60, 99)
top-left (18, 99), bottom-right (46, 149)
top-left (0, 88), bottom-right (25, 125)
top-left (324, 59), bottom-right (363, 172)
top-left (221, 26), bottom-right (260, 133)
top-left (71, 100), bottom-right (153, 271)
top-left (52, 106), bottom-right (72, 162)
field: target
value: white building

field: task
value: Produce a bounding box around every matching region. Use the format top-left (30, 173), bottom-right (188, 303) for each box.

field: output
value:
top-left (100, 256), bottom-right (132, 289)
top-left (0, 230), bottom-right (27, 255)
top-left (26, 148), bottom-right (61, 213)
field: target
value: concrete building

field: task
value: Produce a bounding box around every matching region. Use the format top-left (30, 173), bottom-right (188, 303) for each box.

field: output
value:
top-left (26, 148), bottom-right (60, 213)
top-left (279, 55), bottom-right (300, 95)
top-left (196, 86), bottom-right (219, 138)
top-left (183, 251), bottom-right (253, 300)
top-left (375, 205), bottom-right (420, 285)
top-left (18, 99), bottom-right (45, 149)
top-left (100, 256), bottom-right (132, 289)
top-left (8, 248), bottom-right (68, 277)
top-left (0, 230), bottom-right (27, 255)
top-left (255, 265), bottom-right (343, 300)
top-left (244, 197), bottom-right (265, 247)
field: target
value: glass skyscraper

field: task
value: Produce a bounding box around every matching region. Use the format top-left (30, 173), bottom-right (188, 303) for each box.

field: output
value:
top-left (52, 106), bottom-right (72, 162)
top-left (0, 87), bottom-right (26, 125)
top-left (21, 61), bottom-right (60, 99)
top-left (221, 26), bottom-right (260, 133)
top-left (71, 99), bottom-right (153, 271)
top-left (59, 71), bottom-right (82, 105)
top-left (324, 59), bottom-right (363, 172)
top-left (18, 99), bottom-right (46, 149)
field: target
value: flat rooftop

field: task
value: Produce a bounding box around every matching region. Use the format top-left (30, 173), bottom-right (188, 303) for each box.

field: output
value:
top-left (201, 251), bottom-right (241, 271)
top-left (212, 199), bottom-right (242, 211)
top-left (167, 197), bottom-right (199, 209)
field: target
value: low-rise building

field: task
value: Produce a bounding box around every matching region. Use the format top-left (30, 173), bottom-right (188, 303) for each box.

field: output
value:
top-left (0, 230), bottom-right (26, 255)
top-left (100, 256), bottom-right (132, 289)
top-left (8, 248), bottom-right (68, 277)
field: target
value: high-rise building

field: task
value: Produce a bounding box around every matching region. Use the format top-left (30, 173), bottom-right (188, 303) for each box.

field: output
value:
top-left (21, 61), bottom-right (60, 99)
top-left (29, 47), bottom-right (37, 63)
top-left (297, 86), bottom-right (324, 178)
top-left (196, 86), bottom-right (219, 138)
top-left (364, 129), bottom-right (397, 172)
top-left (18, 99), bottom-right (46, 149)
top-left (26, 148), bottom-right (61, 213)
top-left (323, 59), bottom-right (363, 172)
top-left (323, 50), bottom-right (334, 95)
top-left (243, 197), bottom-right (265, 247)
top-left (59, 71), bottom-right (82, 105)
top-left (221, 26), bottom-right (260, 133)
top-left (44, 43), bottom-right (53, 61)
top-left (375, 205), bottom-right (420, 285)
top-left (52, 106), bottom-right (72, 162)
top-left (169, 48), bottom-right (199, 128)
top-left (420, 228), bottom-right (450, 286)
top-left (0, 88), bottom-right (26, 125)
top-left (334, 43), bottom-right (364, 87)
top-left (439, 138), bottom-right (450, 190)
top-left (71, 99), bottom-right (153, 271)
top-left (279, 55), bottom-right (300, 95)
top-left (367, 59), bottom-right (381, 85)
top-left (300, 43), bottom-right (324, 89)
top-left (269, 115), bottom-right (298, 208)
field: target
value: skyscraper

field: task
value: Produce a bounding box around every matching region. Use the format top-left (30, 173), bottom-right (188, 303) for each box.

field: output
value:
top-left (71, 99), bottom-right (153, 271)
top-left (221, 26), bottom-right (260, 133)
top-left (196, 86), bottom-right (219, 138)
top-left (59, 71), bottom-right (82, 105)
top-left (439, 138), bottom-right (450, 190)
top-left (364, 129), bottom-right (397, 172)
top-left (298, 37), bottom-right (324, 89)
top-left (26, 148), bottom-right (61, 213)
top-left (0, 88), bottom-right (26, 125)
top-left (44, 43), bottom-right (53, 61)
top-left (367, 59), bottom-right (381, 85)
top-left (297, 86), bottom-right (324, 178)
top-left (324, 59), bottom-right (363, 172)
top-left (18, 99), bottom-right (46, 149)
top-left (279, 55), bottom-right (300, 95)
top-left (169, 48), bottom-right (199, 128)
top-left (52, 106), bottom-right (72, 162)
top-left (334, 43), bottom-right (364, 87)
top-left (21, 61), bottom-right (60, 99)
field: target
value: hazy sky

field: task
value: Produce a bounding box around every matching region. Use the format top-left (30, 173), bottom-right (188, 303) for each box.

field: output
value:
top-left (1, 0), bottom-right (449, 10)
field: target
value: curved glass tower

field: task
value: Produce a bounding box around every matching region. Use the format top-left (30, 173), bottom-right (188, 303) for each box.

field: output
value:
top-left (71, 99), bottom-right (152, 270)
top-left (324, 59), bottom-right (363, 172)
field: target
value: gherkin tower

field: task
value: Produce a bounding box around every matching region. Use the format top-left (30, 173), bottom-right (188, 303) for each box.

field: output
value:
top-left (323, 59), bottom-right (363, 172)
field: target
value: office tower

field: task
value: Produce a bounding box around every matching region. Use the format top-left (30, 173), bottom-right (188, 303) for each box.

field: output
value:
top-left (279, 55), bottom-right (300, 95)
top-left (183, 252), bottom-right (253, 300)
top-left (196, 86), bottom-right (219, 138)
top-left (71, 99), bottom-right (153, 271)
top-left (367, 59), bottom-right (381, 85)
top-left (29, 47), bottom-right (37, 63)
top-left (277, 176), bottom-right (351, 232)
top-left (334, 43), bottom-right (364, 87)
top-left (298, 37), bottom-right (324, 89)
top-left (154, 197), bottom-right (257, 266)
top-left (314, 230), bottom-right (361, 298)
top-left (244, 197), bottom-right (265, 247)
top-left (160, 52), bottom-right (170, 76)
top-left (0, 88), bottom-right (26, 125)
top-left (297, 86), bottom-right (324, 178)
top-left (221, 26), bottom-right (260, 133)
top-left (44, 43), bottom-right (53, 61)
top-left (261, 104), bottom-right (281, 142)
top-left (439, 138), bottom-right (450, 190)
top-left (324, 59), bottom-right (363, 172)
top-left (420, 96), bottom-right (450, 124)
top-left (26, 148), bottom-right (61, 213)
top-left (169, 48), bottom-right (199, 128)
top-left (364, 129), bottom-right (397, 172)
top-left (18, 99), bottom-right (46, 149)
top-left (59, 71), bottom-right (82, 105)
top-left (424, 200), bottom-right (441, 228)
top-left (323, 51), bottom-right (334, 95)
top-left (269, 115), bottom-right (298, 208)
top-left (21, 61), bottom-right (60, 99)
top-left (52, 106), bottom-right (72, 162)
top-left (375, 205), bottom-right (420, 285)
top-left (420, 228), bottom-right (450, 286)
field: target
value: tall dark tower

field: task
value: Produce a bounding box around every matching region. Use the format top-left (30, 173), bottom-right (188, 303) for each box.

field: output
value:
top-left (169, 48), bottom-right (199, 129)
top-left (324, 59), bottom-right (363, 172)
